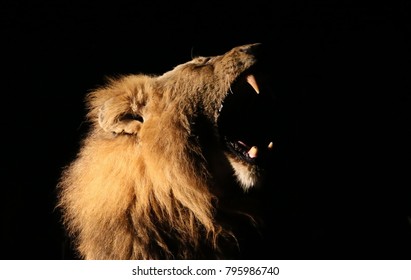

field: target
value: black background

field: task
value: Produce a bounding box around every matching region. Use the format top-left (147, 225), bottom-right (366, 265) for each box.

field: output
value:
top-left (2, 0), bottom-right (411, 260)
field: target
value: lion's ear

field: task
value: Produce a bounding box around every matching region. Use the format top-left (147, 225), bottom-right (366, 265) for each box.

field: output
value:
top-left (98, 96), bottom-right (144, 135)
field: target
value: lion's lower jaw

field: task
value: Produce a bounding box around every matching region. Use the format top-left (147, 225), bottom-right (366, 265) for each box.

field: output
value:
top-left (225, 154), bottom-right (262, 191)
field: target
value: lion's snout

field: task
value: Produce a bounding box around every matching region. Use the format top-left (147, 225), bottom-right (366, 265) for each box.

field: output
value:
top-left (237, 42), bottom-right (263, 55)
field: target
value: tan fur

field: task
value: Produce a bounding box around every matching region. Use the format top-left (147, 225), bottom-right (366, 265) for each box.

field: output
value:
top-left (57, 43), bottom-right (267, 259)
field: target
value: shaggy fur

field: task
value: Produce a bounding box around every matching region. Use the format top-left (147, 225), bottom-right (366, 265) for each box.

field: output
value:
top-left (57, 43), bottom-right (274, 259)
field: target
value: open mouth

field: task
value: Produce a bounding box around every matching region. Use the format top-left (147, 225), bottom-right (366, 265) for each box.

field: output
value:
top-left (217, 66), bottom-right (275, 166)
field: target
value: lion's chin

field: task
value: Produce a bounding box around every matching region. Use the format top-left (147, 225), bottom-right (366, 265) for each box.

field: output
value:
top-left (225, 153), bottom-right (262, 191)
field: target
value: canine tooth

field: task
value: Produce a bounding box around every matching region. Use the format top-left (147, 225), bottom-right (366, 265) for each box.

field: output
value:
top-left (246, 74), bottom-right (260, 94)
top-left (268, 142), bottom-right (274, 149)
top-left (248, 146), bottom-right (258, 158)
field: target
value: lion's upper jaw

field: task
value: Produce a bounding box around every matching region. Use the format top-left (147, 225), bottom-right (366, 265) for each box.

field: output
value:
top-left (157, 43), bottom-right (274, 191)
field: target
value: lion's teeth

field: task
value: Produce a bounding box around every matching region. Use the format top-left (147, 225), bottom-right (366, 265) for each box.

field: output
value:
top-left (248, 146), bottom-right (258, 158)
top-left (268, 142), bottom-right (274, 149)
top-left (246, 74), bottom-right (259, 94)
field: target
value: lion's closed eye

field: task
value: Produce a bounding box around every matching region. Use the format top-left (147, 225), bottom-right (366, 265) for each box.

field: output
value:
top-left (193, 56), bottom-right (211, 65)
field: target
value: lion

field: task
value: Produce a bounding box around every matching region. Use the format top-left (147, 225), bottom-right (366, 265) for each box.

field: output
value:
top-left (57, 43), bottom-right (275, 260)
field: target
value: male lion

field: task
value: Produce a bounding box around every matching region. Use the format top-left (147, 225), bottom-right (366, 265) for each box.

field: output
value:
top-left (58, 43), bottom-right (275, 259)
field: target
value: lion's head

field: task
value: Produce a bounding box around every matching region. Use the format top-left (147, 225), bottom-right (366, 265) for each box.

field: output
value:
top-left (58, 43), bottom-right (275, 259)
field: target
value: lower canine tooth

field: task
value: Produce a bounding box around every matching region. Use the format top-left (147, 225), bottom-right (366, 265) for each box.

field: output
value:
top-left (248, 146), bottom-right (258, 158)
top-left (268, 142), bottom-right (274, 149)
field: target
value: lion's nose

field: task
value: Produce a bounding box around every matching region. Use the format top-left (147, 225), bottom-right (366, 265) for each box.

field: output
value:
top-left (240, 43), bottom-right (263, 55)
